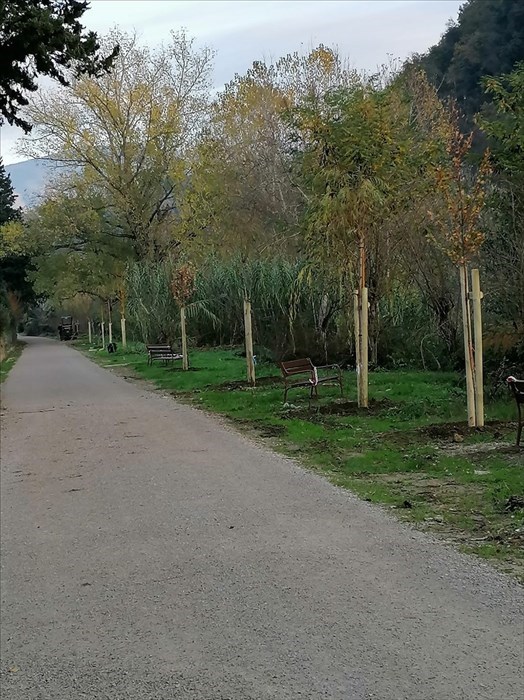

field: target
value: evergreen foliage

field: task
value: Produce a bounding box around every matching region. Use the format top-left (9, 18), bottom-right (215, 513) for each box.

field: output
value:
top-left (0, 0), bottom-right (118, 132)
top-left (416, 0), bottom-right (524, 119)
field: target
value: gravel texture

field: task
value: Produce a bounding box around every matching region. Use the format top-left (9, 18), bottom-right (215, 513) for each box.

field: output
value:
top-left (1, 337), bottom-right (522, 699)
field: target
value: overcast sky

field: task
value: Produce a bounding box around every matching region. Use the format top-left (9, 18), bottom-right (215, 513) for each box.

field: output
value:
top-left (1, 0), bottom-right (464, 165)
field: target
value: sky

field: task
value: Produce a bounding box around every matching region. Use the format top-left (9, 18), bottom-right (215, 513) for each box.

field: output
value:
top-left (0, 0), bottom-right (464, 165)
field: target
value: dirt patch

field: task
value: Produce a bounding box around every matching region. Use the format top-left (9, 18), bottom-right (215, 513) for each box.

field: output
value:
top-left (229, 417), bottom-right (286, 439)
top-left (165, 366), bottom-right (202, 373)
top-left (441, 441), bottom-right (523, 460)
top-left (419, 419), bottom-right (512, 440)
top-left (216, 375), bottom-right (282, 391)
top-left (283, 398), bottom-right (393, 419)
top-left (386, 419), bottom-right (518, 449)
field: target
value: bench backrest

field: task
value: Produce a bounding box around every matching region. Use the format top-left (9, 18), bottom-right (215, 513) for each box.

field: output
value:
top-left (147, 344), bottom-right (173, 354)
top-left (280, 358), bottom-right (315, 377)
top-left (507, 377), bottom-right (524, 404)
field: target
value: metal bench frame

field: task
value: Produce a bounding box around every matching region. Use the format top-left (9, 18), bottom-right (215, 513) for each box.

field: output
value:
top-left (507, 376), bottom-right (524, 446)
top-left (279, 358), bottom-right (343, 403)
top-left (146, 344), bottom-right (183, 367)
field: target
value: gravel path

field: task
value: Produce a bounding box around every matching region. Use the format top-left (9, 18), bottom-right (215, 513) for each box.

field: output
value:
top-left (1, 337), bottom-right (522, 700)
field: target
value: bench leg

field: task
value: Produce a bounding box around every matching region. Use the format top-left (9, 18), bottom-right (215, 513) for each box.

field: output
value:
top-left (517, 404), bottom-right (522, 447)
top-left (284, 385), bottom-right (289, 403)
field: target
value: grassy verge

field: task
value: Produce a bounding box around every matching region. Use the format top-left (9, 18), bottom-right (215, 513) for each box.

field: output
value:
top-left (0, 341), bottom-right (24, 384)
top-left (77, 340), bottom-right (524, 580)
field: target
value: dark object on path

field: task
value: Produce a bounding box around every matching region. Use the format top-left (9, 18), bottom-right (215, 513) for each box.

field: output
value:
top-left (58, 316), bottom-right (78, 341)
top-left (506, 376), bottom-right (524, 446)
top-left (279, 358), bottom-right (342, 403)
top-left (402, 500), bottom-right (413, 509)
top-left (146, 344), bottom-right (183, 367)
top-left (107, 342), bottom-right (117, 354)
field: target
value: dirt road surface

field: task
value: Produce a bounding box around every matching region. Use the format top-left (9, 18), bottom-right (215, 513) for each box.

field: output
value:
top-left (1, 337), bottom-right (522, 699)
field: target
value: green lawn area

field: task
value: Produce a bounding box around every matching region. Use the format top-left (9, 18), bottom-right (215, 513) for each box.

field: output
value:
top-left (78, 340), bottom-right (524, 579)
top-left (0, 341), bottom-right (24, 384)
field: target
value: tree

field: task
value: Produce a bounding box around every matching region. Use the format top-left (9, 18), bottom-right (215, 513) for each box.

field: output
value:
top-left (23, 177), bottom-right (128, 301)
top-left (186, 46), bottom-right (356, 257)
top-left (426, 101), bottom-right (491, 427)
top-left (0, 0), bottom-right (118, 132)
top-left (21, 29), bottom-right (214, 261)
top-left (0, 158), bottom-right (34, 342)
top-left (287, 74), bottom-right (417, 404)
top-left (478, 62), bottom-right (524, 327)
top-left (0, 156), bottom-right (20, 224)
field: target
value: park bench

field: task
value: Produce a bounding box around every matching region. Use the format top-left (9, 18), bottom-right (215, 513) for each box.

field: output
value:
top-left (507, 376), bottom-right (524, 446)
top-left (146, 344), bottom-right (183, 366)
top-left (279, 358), bottom-right (343, 403)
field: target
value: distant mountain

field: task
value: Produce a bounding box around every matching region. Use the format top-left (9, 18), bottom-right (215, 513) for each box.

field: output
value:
top-left (5, 158), bottom-right (55, 208)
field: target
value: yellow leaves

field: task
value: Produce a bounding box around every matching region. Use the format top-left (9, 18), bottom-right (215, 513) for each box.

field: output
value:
top-left (0, 221), bottom-right (27, 258)
top-left (171, 263), bottom-right (196, 305)
top-left (307, 46), bottom-right (336, 73)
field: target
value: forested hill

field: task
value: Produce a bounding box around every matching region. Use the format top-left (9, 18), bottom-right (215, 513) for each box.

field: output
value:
top-left (415, 0), bottom-right (524, 117)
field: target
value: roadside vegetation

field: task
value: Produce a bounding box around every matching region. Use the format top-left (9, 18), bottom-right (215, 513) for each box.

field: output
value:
top-left (77, 340), bottom-right (524, 580)
top-left (0, 340), bottom-right (24, 383)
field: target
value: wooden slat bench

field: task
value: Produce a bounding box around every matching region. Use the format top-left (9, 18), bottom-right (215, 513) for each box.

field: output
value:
top-left (507, 376), bottom-right (524, 446)
top-left (279, 358), bottom-right (343, 403)
top-left (146, 344), bottom-right (183, 366)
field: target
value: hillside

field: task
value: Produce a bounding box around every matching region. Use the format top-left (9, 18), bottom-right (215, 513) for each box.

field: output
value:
top-left (5, 158), bottom-right (54, 208)
top-left (417, 0), bottom-right (524, 118)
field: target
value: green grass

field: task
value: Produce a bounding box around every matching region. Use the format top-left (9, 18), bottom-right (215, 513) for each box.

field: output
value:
top-left (0, 341), bottom-right (24, 384)
top-left (77, 339), bottom-right (524, 579)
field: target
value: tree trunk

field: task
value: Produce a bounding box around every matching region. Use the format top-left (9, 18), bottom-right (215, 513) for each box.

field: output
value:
top-left (243, 298), bottom-right (256, 387)
top-left (459, 263), bottom-right (476, 427)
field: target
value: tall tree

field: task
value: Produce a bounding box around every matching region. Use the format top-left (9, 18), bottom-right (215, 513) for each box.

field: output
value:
top-left (0, 0), bottom-right (118, 132)
top-left (0, 158), bottom-right (33, 342)
top-left (21, 29), bottom-right (214, 261)
top-left (287, 74), bottom-right (419, 403)
top-left (187, 47), bottom-right (356, 257)
top-left (0, 156), bottom-right (20, 224)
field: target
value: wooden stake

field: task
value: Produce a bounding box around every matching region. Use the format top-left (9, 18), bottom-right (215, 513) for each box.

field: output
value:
top-left (354, 290), bottom-right (361, 404)
top-left (243, 298), bottom-right (256, 387)
top-left (101, 321), bottom-right (105, 349)
top-left (88, 319), bottom-right (92, 344)
top-left (459, 264), bottom-right (476, 427)
top-left (360, 286), bottom-right (369, 409)
top-left (471, 268), bottom-right (484, 428)
top-left (107, 300), bottom-right (113, 344)
top-left (180, 306), bottom-right (189, 370)
top-left (121, 317), bottom-right (127, 349)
